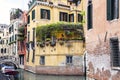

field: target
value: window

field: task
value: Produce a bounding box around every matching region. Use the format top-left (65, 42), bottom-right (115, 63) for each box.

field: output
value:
top-left (15, 35), bottom-right (17, 40)
top-left (1, 48), bottom-right (3, 53)
top-left (78, 14), bottom-right (83, 22)
top-left (32, 28), bottom-right (35, 49)
top-left (4, 48), bottom-right (6, 53)
top-left (87, 0), bottom-right (93, 30)
top-left (32, 50), bottom-right (35, 63)
top-left (27, 31), bottom-right (30, 62)
top-left (40, 56), bottom-right (45, 65)
top-left (110, 37), bottom-right (120, 67)
top-left (12, 35), bottom-right (14, 41)
top-left (60, 12), bottom-right (68, 22)
top-left (69, 14), bottom-right (74, 22)
top-left (66, 56), bottom-right (72, 64)
top-left (41, 9), bottom-right (50, 20)
top-left (32, 10), bottom-right (35, 20)
top-left (107, 0), bottom-right (119, 20)
top-left (27, 15), bottom-right (30, 24)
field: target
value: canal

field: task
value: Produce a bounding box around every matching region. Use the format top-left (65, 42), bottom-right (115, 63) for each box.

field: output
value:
top-left (18, 69), bottom-right (85, 80)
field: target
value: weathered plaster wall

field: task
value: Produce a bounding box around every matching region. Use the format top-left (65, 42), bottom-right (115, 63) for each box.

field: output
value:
top-left (85, 0), bottom-right (120, 79)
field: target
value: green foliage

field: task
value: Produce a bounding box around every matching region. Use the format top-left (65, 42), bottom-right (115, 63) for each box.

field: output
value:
top-left (9, 41), bottom-right (16, 45)
top-left (36, 22), bottom-right (84, 42)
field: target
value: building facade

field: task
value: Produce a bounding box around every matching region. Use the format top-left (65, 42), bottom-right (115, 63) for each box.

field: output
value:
top-left (26, 0), bottom-right (85, 75)
top-left (85, 0), bottom-right (120, 80)
top-left (0, 24), bottom-right (9, 58)
top-left (9, 8), bottom-right (27, 68)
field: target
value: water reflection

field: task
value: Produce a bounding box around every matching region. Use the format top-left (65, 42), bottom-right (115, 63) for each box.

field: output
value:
top-left (19, 69), bottom-right (85, 80)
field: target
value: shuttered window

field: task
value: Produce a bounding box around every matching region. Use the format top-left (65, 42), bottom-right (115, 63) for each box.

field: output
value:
top-left (32, 10), bottom-right (35, 20)
top-left (40, 56), bottom-right (45, 65)
top-left (87, 0), bottom-right (93, 30)
top-left (110, 37), bottom-right (120, 67)
top-left (59, 12), bottom-right (68, 22)
top-left (27, 31), bottom-right (30, 62)
top-left (107, 0), bottom-right (119, 20)
top-left (78, 14), bottom-right (83, 22)
top-left (41, 9), bottom-right (50, 20)
top-left (66, 56), bottom-right (73, 64)
top-left (69, 14), bottom-right (74, 22)
top-left (27, 15), bottom-right (30, 24)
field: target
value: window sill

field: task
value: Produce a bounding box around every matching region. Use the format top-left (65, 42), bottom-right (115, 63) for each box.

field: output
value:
top-left (112, 67), bottom-right (120, 70)
top-left (87, 28), bottom-right (93, 31)
top-left (27, 24), bottom-right (30, 26)
top-left (41, 19), bottom-right (50, 20)
top-left (32, 19), bottom-right (35, 22)
top-left (108, 19), bottom-right (119, 23)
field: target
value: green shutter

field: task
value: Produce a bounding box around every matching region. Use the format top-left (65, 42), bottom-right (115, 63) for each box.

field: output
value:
top-left (41, 9), bottom-right (44, 19)
top-left (117, 0), bottom-right (119, 19)
top-left (59, 12), bottom-right (62, 21)
top-left (32, 10), bottom-right (35, 20)
top-left (47, 10), bottom-right (50, 20)
top-left (107, 0), bottom-right (112, 20)
top-left (87, 3), bottom-right (93, 30)
top-left (66, 13), bottom-right (68, 22)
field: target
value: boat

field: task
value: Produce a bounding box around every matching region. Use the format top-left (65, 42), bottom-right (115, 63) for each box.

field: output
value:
top-left (1, 65), bottom-right (19, 75)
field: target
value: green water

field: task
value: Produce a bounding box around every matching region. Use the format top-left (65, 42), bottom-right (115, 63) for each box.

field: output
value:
top-left (18, 69), bottom-right (85, 80)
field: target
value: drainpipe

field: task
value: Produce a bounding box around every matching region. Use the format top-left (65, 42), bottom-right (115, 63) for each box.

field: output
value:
top-left (84, 52), bottom-right (86, 80)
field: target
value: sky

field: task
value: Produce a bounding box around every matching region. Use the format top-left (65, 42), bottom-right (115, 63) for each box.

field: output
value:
top-left (0, 0), bottom-right (29, 25)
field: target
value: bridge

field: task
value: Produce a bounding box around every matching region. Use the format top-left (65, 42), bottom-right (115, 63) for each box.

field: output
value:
top-left (0, 56), bottom-right (19, 68)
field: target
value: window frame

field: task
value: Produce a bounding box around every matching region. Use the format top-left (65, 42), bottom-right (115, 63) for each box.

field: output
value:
top-left (66, 55), bottom-right (73, 64)
top-left (60, 12), bottom-right (68, 22)
top-left (110, 37), bottom-right (120, 67)
top-left (41, 9), bottom-right (50, 20)
top-left (32, 10), bottom-right (35, 20)
top-left (40, 56), bottom-right (45, 65)
top-left (107, 0), bottom-right (119, 20)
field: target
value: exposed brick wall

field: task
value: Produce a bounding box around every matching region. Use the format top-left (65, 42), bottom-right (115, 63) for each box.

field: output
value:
top-left (25, 65), bottom-right (84, 75)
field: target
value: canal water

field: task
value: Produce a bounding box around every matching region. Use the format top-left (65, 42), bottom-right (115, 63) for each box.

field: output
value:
top-left (18, 69), bottom-right (85, 80)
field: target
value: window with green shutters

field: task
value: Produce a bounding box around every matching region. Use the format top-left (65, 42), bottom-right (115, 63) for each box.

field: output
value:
top-left (59, 12), bottom-right (68, 22)
top-left (107, 0), bottom-right (119, 20)
top-left (41, 9), bottom-right (50, 20)
top-left (69, 14), bottom-right (74, 22)
top-left (87, 0), bottom-right (93, 30)
top-left (78, 14), bottom-right (83, 22)
top-left (32, 10), bottom-right (35, 20)
top-left (27, 15), bottom-right (30, 24)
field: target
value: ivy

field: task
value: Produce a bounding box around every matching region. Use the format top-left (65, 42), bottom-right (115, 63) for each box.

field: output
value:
top-left (36, 22), bottom-right (84, 42)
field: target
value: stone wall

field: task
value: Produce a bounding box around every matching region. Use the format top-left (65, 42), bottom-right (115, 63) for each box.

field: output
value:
top-left (25, 65), bottom-right (84, 75)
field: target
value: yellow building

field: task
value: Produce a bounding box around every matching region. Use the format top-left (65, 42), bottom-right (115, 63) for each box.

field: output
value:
top-left (25, 0), bottom-right (85, 75)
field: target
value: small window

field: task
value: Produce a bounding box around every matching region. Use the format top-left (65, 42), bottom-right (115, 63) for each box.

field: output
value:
top-left (1, 48), bottom-right (3, 53)
top-left (69, 14), bottom-right (74, 22)
top-left (107, 0), bottom-right (119, 20)
top-left (60, 12), bottom-right (68, 22)
top-left (32, 50), bottom-right (35, 63)
top-left (40, 56), bottom-right (45, 65)
top-left (66, 56), bottom-right (72, 64)
top-left (87, 0), bottom-right (93, 30)
top-left (4, 48), bottom-right (6, 53)
top-left (27, 15), bottom-right (30, 24)
top-left (78, 14), bottom-right (83, 22)
top-left (41, 9), bottom-right (50, 20)
top-left (32, 10), bottom-right (35, 20)
top-left (110, 37), bottom-right (120, 67)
